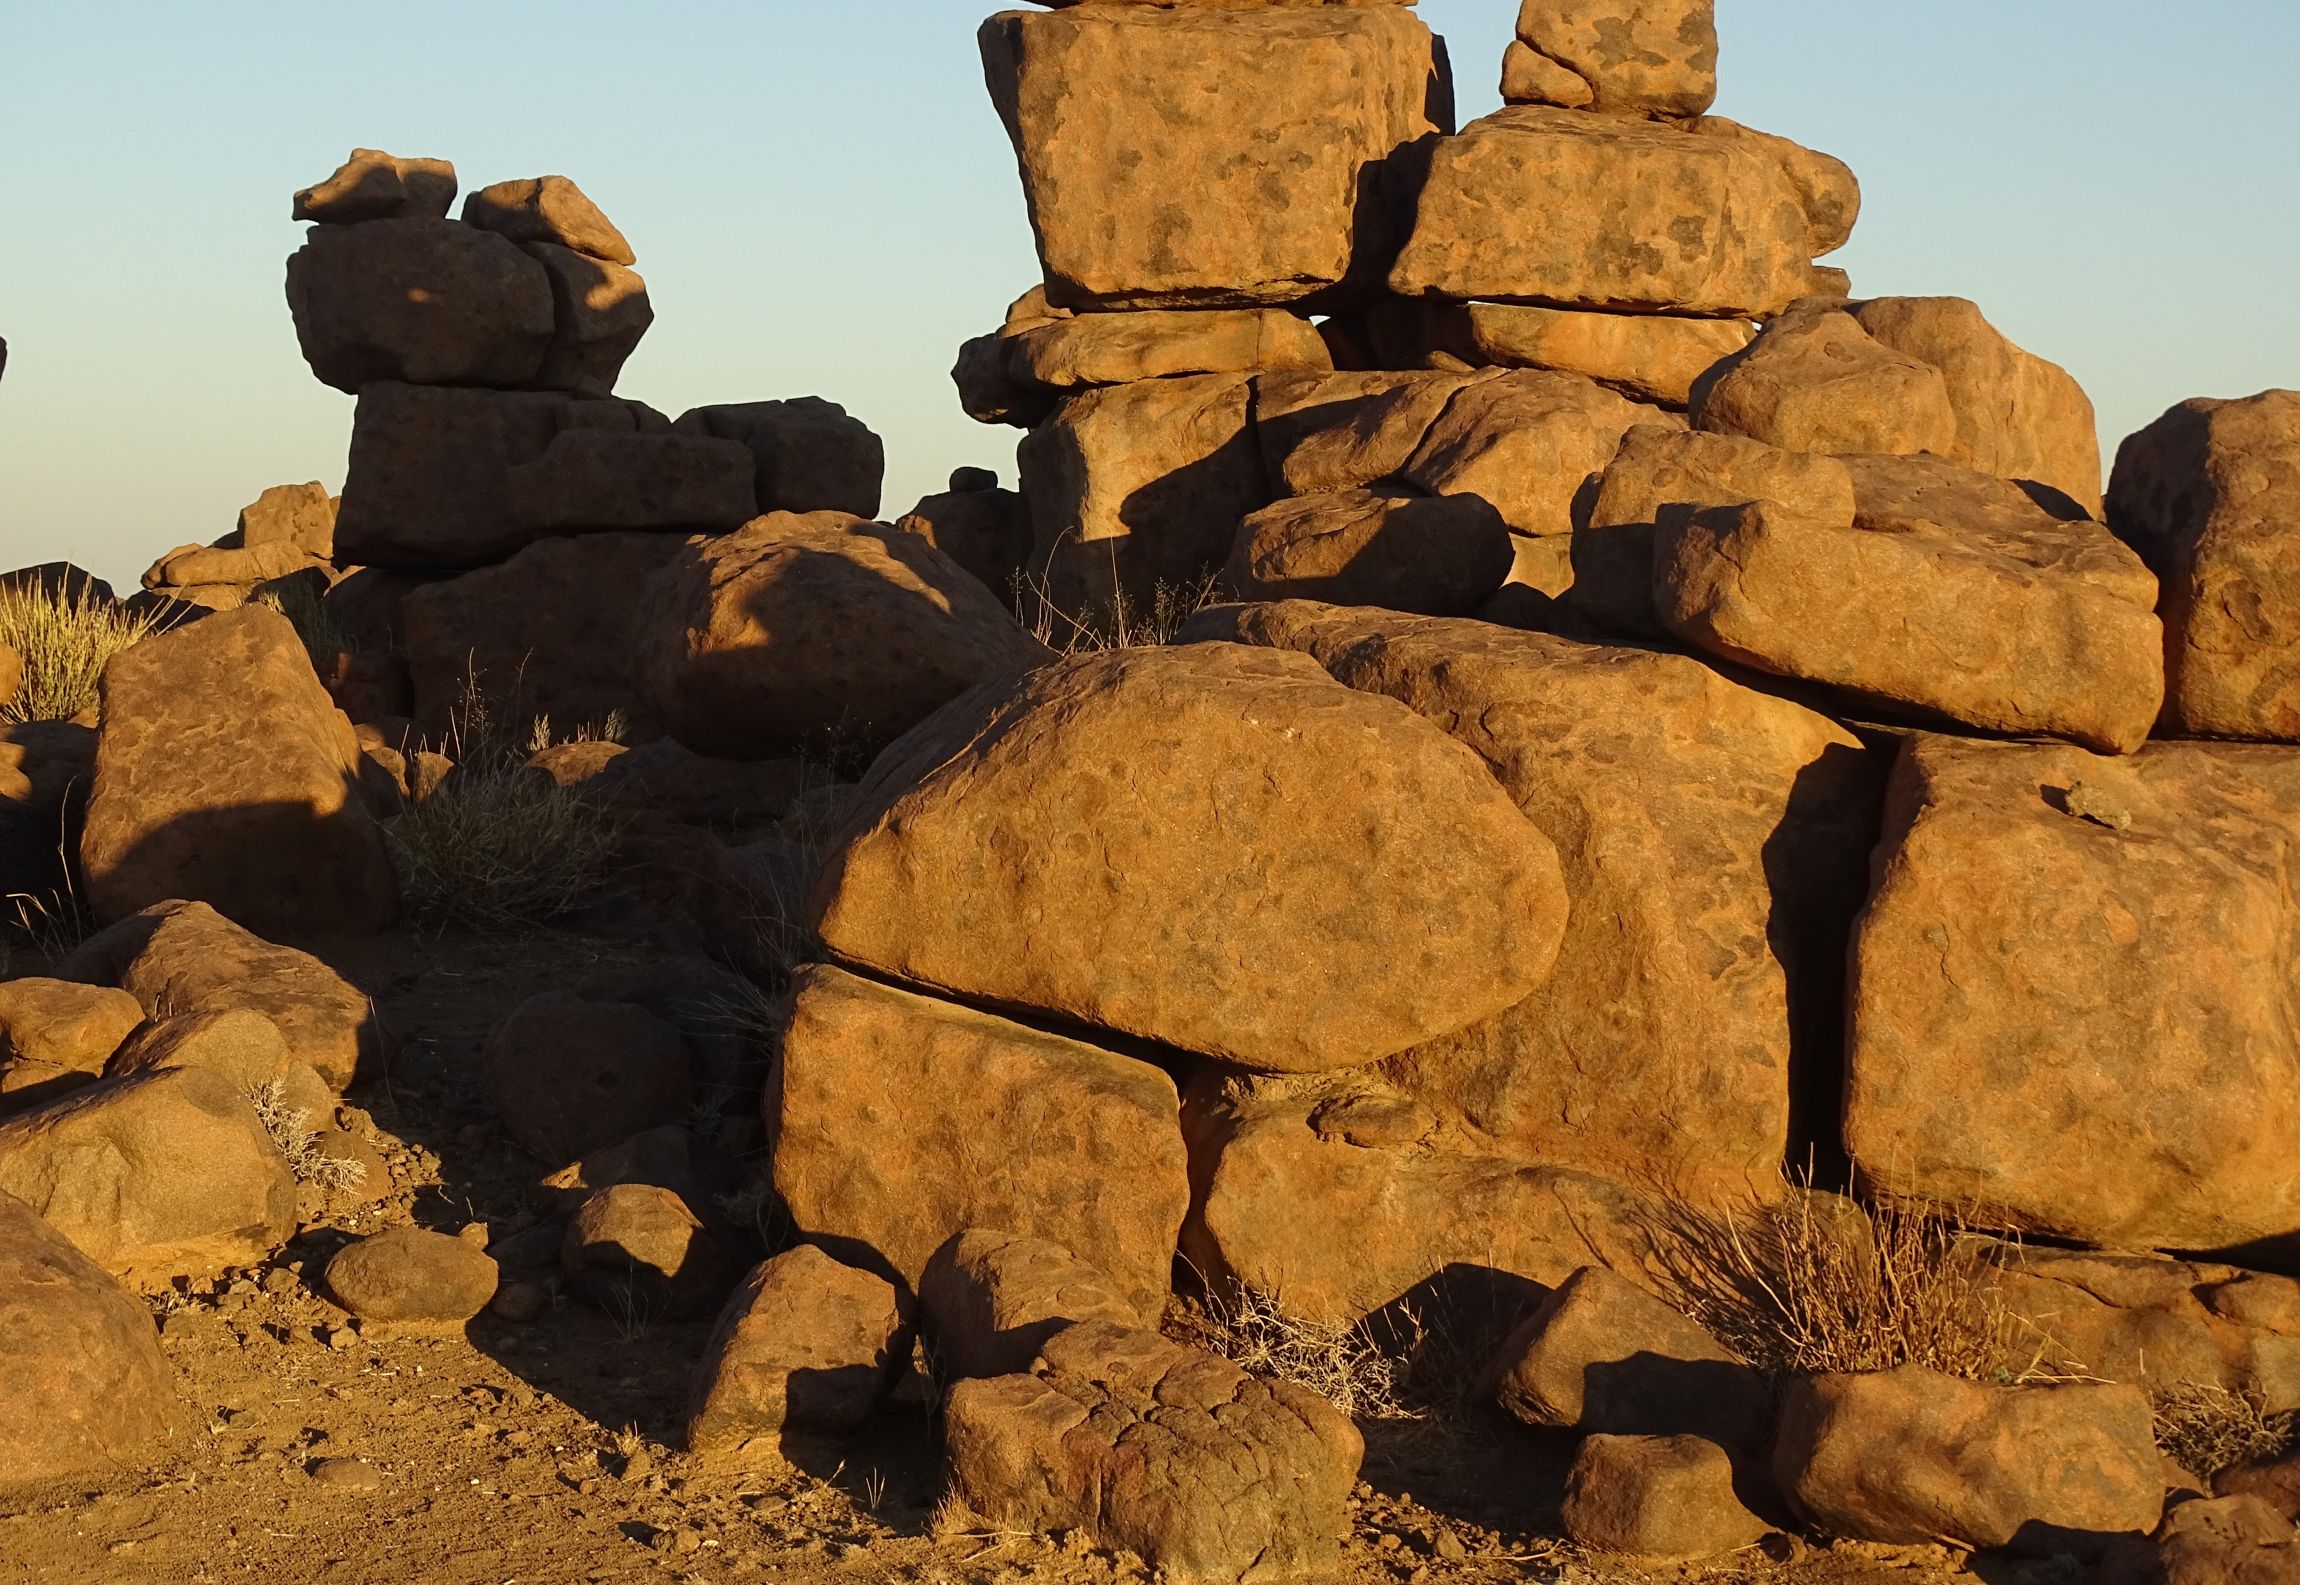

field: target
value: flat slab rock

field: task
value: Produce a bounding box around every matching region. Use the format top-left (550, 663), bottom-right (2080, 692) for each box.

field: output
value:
top-left (1849, 733), bottom-right (2300, 1260)
top-left (943, 1320), bottom-right (1363, 1585)
top-left (809, 642), bottom-right (1566, 1075)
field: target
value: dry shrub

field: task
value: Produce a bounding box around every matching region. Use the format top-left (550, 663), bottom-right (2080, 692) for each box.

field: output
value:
top-left (2153, 1383), bottom-right (2298, 1478)
top-left (1014, 565), bottom-right (1218, 656)
top-left (1175, 1285), bottom-right (1424, 1423)
top-left (382, 675), bottom-right (620, 931)
top-left (1660, 1187), bottom-right (2040, 1384)
top-left (0, 581), bottom-right (161, 724)
top-left (247, 1076), bottom-right (369, 1195)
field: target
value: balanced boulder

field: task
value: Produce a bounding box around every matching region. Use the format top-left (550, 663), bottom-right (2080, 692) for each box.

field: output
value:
top-left (810, 643), bottom-right (1567, 1074)
top-left (563, 1183), bottom-right (734, 1321)
top-left (769, 966), bottom-right (1187, 1316)
top-left (1367, 299), bottom-right (1752, 408)
top-left (686, 1245), bottom-right (909, 1454)
top-left (943, 1320), bottom-right (1362, 1585)
top-left (460, 175), bottom-right (634, 265)
top-left (0, 1189), bottom-right (175, 1490)
top-left (1692, 305), bottom-right (1959, 459)
top-left (1510, 0), bottom-right (1719, 116)
top-left (294, 148), bottom-right (456, 224)
top-left (79, 606), bottom-right (396, 938)
top-left (286, 217), bottom-right (555, 393)
top-left (638, 512), bottom-right (1051, 760)
top-left (673, 399), bottom-right (886, 520)
top-left (0, 978), bottom-right (143, 1114)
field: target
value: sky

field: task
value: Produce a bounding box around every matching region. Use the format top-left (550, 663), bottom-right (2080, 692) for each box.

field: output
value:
top-left (1, 1), bottom-right (2294, 587)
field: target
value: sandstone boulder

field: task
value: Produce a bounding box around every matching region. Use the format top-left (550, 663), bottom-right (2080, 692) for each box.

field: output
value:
top-left (1180, 1069), bottom-right (1665, 1325)
top-left (1492, 1266), bottom-right (1770, 1451)
top-left (1575, 425), bottom-right (1856, 636)
top-left (1001, 306), bottom-right (1332, 391)
top-left (488, 992), bottom-right (693, 1168)
top-left (1018, 372), bottom-right (1269, 618)
top-left (461, 175), bottom-right (634, 265)
top-left (400, 531), bottom-right (685, 741)
top-left (286, 217), bottom-right (554, 393)
top-left (769, 966), bottom-right (1187, 1315)
top-left (637, 512), bottom-right (1051, 761)
top-left (920, 1229), bottom-right (1141, 1383)
top-left (59, 900), bottom-right (383, 1094)
top-left (563, 1183), bottom-right (735, 1321)
top-left (521, 243), bottom-right (653, 395)
top-left (1692, 306), bottom-right (1960, 458)
top-left (674, 399), bottom-right (885, 520)
top-left (325, 1227), bottom-right (498, 1330)
top-left (1390, 107), bottom-right (1817, 317)
top-left (0, 1066), bottom-right (296, 1287)
top-left (1399, 368), bottom-right (1670, 538)
top-left (79, 606), bottom-right (396, 938)
top-left (1652, 460), bottom-right (2165, 752)
top-left (1562, 1434), bottom-right (1771, 1561)
top-left (1188, 603), bottom-right (1874, 1200)
top-left (1368, 299), bottom-right (1752, 408)
top-left (1773, 1367), bottom-right (2162, 1555)
top-left (295, 149), bottom-right (455, 224)
top-left (0, 1189), bottom-right (175, 1490)
top-left (1847, 734), bottom-right (2300, 1259)
top-left (143, 540), bottom-right (326, 593)
top-left (235, 482), bottom-right (338, 556)
top-left (0, 979), bottom-right (143, 1114)
top-left (982, 5), bottom-right (1452, 308)
top-left (2146, 1495), bottom-right (2300, 1585)
top-left (896, 473), bottom-right (1033, 600)
top-left (332, 383), bottom-right (671, 568)
top-left (1223, 488), bottom-right (1512, 615)
top-left (811, 643), bottom-right (1566, 1074)
top-left (1691, 116), bottom-right (1861, 258)
top-left (943, 1320), bottom-right (1362, 1584)
top-left (686, 1245), bottom-right (910, 1454)
top-left (505, 431), bottom-right (756, 533)
top-left (1256, 369), bottom-right (1483, 498)
top-left (1512, 0), bottom-right (1718, 117)
top-left (104, 1010), bottom-right (304, 1096)
top-left (2108, 390), bottom-right (2300, 741)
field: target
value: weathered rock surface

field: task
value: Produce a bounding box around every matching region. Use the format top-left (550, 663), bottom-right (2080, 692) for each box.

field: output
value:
top-left (2142, 1495), bottom-right (2300, 1585)
top-left (1563, 1434), bottom-right (1771, 1561)
top-left (520, 242), bottom-right (653, 395)
top-left (60, 900), bottom-right (383, 1094)
top-left (235, 482), bottom-right (338, 556)
top-left (0, 1066), bottom-right (296, 1287)
top-left (1512, 0), bottom-right (1718, 117)
top-left (1180, 1069), bottom-right (1665, 1325)
top-left (1223, 488), bottom-right (1513, 615)
top-left (1492, 1266), bottom-right (1769, 1451)
top-left (0, 720), bottom-right (95, 905)
top-left (79, 606), bottom-right (396, 938)
top-left (0, 1189), bottom-right (175, 1489)
top-left (401, 531), bottom-right (685, 740)
top-left (1399, 368), bottom-right (1669, 538)
top-left (1018, 372), bottom-right (1269, 618)
top-left (1369, 299), bottom-right (1752, 407)
top-left (943, 1320), bottom-right (1363, 1584)
top-left (982, 5), bottom-right (1452, 308)
top-left (505, 431), bottom-right (756, 533)
top-left (686, 1245), bottom-right (909, 1453)
top-left (1188, 603), bottom-right (1874, 1198)
top-left (1257, 369), bottom-right (1484, 498)
top-left (488, 992), bottom-right (693, 1168)
top-left (812, 643), bottom-right (1566, 1074)
top-left (1773, 1367), bottom-right (2162, 1555)
top-left (1848, 734), bottom-right (2300, 1259)
top-left (325, 1227), bottom-right (498, 1330)
top-left (286, 218), bottom-right (555, 393)
top-left (1001, 306), bottom-right (1332, 392)
top-left (674, 399), bottom-right (886, 520)
top-left (1693, 306), bottom-right (1958, 459)
top-left (637, 512), bottom-right (1051, 761)
top-left (920, 1229), bottom-right (1141, 1383)
top-left (332, 383), bottom-right (670, 569)
top-left (461, 175), bottom-right (634, 265)
top-left (1652, 460), bottom-right (2165, 752)
top-left (0, 979), bottom-right (143, 1114)
top-left (295, 148), bottom-right (455, 224)
top-left (1390, 107), bottom-right (1818, 317)
top-left (896, 473), bottom-right (1033, 600)
top-left (769, 966), bottom-right (1187, 1315)
top-left (1575, 425), bottom-right (1856, 636)
top-left (1693, 115), bottom-right (1861, 257)
top-left (2108, 390), bottom-right (2300, 741)
top-left (104, 1010), bottom-right (303, 1096)
top-left (563, 1183), bottom-right (734, 1321)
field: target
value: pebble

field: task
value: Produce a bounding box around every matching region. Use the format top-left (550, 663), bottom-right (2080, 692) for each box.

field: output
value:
top-left (309, 1458), bottom-right (385, 1492)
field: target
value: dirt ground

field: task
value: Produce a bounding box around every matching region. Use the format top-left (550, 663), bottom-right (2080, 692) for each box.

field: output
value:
top-left (0, 923), bottom-right (2046, 1585)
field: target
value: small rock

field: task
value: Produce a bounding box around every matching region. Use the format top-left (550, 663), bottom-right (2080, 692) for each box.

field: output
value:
top-left (309, 1457), bottom-right (384, 1491)
top-left (1562, 1434), bottom-right (1770, 1561)
top-left (324, 1227), bottom-right (498, 1330)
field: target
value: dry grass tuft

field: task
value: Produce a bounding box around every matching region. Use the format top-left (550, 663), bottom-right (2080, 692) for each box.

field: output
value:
top-left (1014, 565), bottom-right (1217, 656)
top-left (1660, 1186), bottom-right (2041, 1384)
top-left (252, 580), bottom-right (348, 668)
top-left (247, 1077), bottom-right (369, 1195)
top-left (2154, 1383), bottom-right (2298, 1478)
top-left (0, 582), bottom-right (161, 724)
top-left (1177, 1285), bottom-right (1424, 1422)
top-left (382, 674), bottom-right (620, 932)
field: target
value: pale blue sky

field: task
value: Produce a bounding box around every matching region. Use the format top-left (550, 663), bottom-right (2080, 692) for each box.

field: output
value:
top-left (2, 2), bottom-right (2293, 586)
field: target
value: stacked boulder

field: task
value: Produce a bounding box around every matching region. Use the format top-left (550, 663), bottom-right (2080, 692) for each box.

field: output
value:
top-left (136, 481), bottom-right (339, 617)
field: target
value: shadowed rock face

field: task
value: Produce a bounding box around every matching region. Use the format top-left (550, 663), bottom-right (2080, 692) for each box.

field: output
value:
top-left (79, 606), bottom-right (397, 940)
top-left (811, 642), bottom-right (1568, 1075)
top-left (1849, 733), bottom-right (2300, 1261)
top-left (286, 217), bottom-right (555, 393)
top-left (982, 5), bottom-right (1453, 309)
top-left (0, 1188), bottom-right (176, 1490)
top-left (943, 1320), bottom-right (1363, 1585)
top-left (685, 1245), bottom-right (910, 1455)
